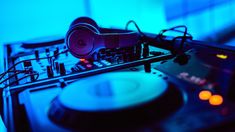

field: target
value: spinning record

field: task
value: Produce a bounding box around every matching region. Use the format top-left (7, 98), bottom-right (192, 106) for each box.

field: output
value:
top-left (48, 72), bottom-right (183, 130)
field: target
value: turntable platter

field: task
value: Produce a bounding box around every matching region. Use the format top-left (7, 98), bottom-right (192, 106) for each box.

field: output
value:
top-left (48, 72), bottom-right (183, 130)
top-left (59, 72), bottom-right (167, 111)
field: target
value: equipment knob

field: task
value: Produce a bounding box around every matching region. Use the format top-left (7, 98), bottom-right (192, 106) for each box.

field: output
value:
top-left (54, 50), bottom-right (58, 58)
top-left (173, 53), bottom-right (190, 65)
top-left (46, 48), bottom-right (50, 56)
top-left (59, 63), bottom-right (66, 75)
top-left (47, 66), bottom-right (54, 78)
top-left (54, 62), bottom-right (59, 73)
top-left (34, 50), bottom-right (39, 60)
top-left (23, 61), bottom-right (32, 67)
top-left (144, 62), bottom-right (151, 73)
top-left (143, 44), bottom-right (149, 58)
top-left (59, 79), bottom-right (67, 88)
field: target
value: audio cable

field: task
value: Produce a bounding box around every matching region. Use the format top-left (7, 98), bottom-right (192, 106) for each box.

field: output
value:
top-left (125, 20), bottom-right (147, 38)
top-left (0, 49), bottom-right (68, 88)
top-left (2, 72), bottom-right (39, 89)
top-left (125, 20), bottom-right (193, 52)
top-left (158, 25), bottom-right (193, 54)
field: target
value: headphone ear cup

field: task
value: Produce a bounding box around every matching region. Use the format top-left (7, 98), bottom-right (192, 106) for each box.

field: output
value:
top-left (66, 17), bottom-right (101, 59)
top-left (69, 17), bottom-right (100, 33)
top-left (66, 26), bottom-right (96, 58)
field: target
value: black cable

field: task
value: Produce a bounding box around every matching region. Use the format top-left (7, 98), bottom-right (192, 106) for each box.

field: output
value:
top-left (125, 20), bottom-right (194, 55)
top-left (0, 49), bottom-right (68, 81)
top-left (125, 20), bottom-right (147, 37)
top-left (157, 25), bottom-right (193, 54)
top-left (2, 72), bottom-right (39, 88)
top-left (0, 70), bottom-right (28, 84)
top-left (0, 70), bottom-right (25, 78)
top-left (158, 25), bottom-right (192, 39)
top-left (179, 26), bottom-right (190, 51)
top-left (0, 70), bottom-right (39, 85)
top-left (172, 36), bottom-right (192, 51)
top-left (159, 29), bottom-right (192, 39)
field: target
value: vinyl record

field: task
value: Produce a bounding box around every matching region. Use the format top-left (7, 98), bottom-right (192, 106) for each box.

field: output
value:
top-left (48, 72), bottom-right (183, 130)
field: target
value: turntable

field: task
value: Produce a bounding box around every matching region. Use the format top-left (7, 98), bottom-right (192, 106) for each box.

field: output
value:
top-left (19, 72), bottom-right (184, 131)
top-left (3, 17), bottom-right (235, 132)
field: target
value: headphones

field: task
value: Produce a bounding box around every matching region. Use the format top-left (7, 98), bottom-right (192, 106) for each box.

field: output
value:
top-left (66, 17), bottom-right (140, 59)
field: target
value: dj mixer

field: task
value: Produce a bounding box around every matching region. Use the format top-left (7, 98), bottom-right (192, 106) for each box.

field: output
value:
top-left (2, 17), bottom-right (235, 132)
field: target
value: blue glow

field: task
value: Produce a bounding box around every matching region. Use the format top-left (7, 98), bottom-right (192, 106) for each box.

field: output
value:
top-left (59, 72), bottom-right (168, 111)
top-left (89, 0), bottom-right (167, 33)
top-left (0, 0), bottom-right (88, 72)
top-left (1, 0), bottom-right (235, 72)
top-left (0, 0), bottom-right (88, 43)
top-left (165, 0), bottom-right (235, 40)
top-left (1, 0), bottom-right (234, 43)
top-left (0, 0), bottom-right (167, 44)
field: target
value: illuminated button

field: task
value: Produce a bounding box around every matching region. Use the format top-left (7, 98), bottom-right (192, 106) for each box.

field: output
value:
top-left (80, 59), bottom-right (89, 64)
top-left (76, 65), bottom-right (86, 71)
top-left (199, 90), bottom-right (212, 100)
top-left (93, 61), bottom-right (103, 68)
top-left (209, 95), bottom-right (223, 106)
top-left (86, 64), bottom-right (93, 68)
top-left (80, 58), bottom-right (86, 62)
top-left (100, 60), bottom-right (111, 66)
top-left (216, 54), bottom-right (228, 59)
top-left (84, 60), bottom-right (89, 64)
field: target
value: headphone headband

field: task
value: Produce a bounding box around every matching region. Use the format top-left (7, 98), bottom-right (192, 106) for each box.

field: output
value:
top-left (99, 28), bottom-right (140, 48)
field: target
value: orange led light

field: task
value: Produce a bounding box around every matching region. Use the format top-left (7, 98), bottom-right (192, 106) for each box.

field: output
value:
top-left (209, 95), bottom-right (223, 106)
top-left (216, 54), bottom-right (228, 59)
top-left (199, 90), bottom-right (212, 100)
top-left (80, 58), bottom-right (86, 62)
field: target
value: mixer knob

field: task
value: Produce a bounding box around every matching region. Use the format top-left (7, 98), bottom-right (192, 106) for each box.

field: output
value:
top-left (135, 44), bottom-right (142, 59)
top-left (144, 62), bottom-right (151, 73)
top-left (46, 48), bottom-right (50, 56)
top-left (23, 61), bottom-right (32, 67)
top-left (56, 47), bottom-right (59, 51)
top-left (143, 44), bottom-right (149, 58)
top-left (54, 62), bottom-right (59, 73)
top-left (54, 48), bottom-right (59, 58)
top-left (34, 50), bottom-right (39, 60)
top-left (58, 79), bottom-right (67, 88)
top-left (47, 66), bottom-right (54, 78)
top-left (173, 53), bottom-right (190, 65)
top-left (59, 63), bottom-right (66, 75)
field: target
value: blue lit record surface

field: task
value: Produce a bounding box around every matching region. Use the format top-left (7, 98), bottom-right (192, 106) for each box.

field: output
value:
top-left (48, 72), bottom-right (183, 130)
top-left (59, 72), bottom-right (168, 111)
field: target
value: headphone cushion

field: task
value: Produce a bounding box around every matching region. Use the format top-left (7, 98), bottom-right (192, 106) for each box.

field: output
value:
top-left (66, 26), bottom-right (96, 58)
